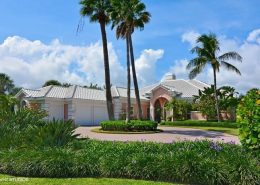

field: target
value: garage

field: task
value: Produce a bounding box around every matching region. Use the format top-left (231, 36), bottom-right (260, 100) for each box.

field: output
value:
top-left (74, 100), bottom-right (108, 126)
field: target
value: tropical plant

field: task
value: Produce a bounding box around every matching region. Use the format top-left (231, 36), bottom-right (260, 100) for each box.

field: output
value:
top-left (27, 119), bottom-right (79, 149)
top-left (193, 85), bottom-right (240, 120)
top-left (79, 0), bottom-right (114, 120)
top-left (187, 33), bottom-right (242, 122)
top-left (0, 140), bottom-right (259, 184)
top-left (110, 0), bottom-right (151, 121)
top-left (0, 73), bottom-right (15, 95)
top-left (0, 95), bottom-right (18, 116)
top-left (165, 98), bottom-right (192, 121)
top-left (237, 88), bottom-right (260, 150)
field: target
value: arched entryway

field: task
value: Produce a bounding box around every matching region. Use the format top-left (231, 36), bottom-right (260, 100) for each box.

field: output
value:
top-left (154, 97), bottom-right (169, 123)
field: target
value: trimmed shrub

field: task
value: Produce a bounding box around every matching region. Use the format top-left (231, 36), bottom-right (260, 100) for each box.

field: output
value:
top-left (100, 120), bottom-right (158, 131)
top-left (0, 140), bottom-right (259, 185)
top-left (237, 88), bottom-right (260, 149)
top-left (160, 120), bottom-right (237, 128)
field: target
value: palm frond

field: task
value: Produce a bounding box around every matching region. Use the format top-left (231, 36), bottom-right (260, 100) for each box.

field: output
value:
top-left (221, 61), bottom-right (241, 75)
top-left (186, 57), bottom-right (207, 70)
top-left (218, 52), bottom-right (242, 62)
top-left (188, 65), bottom-right (205, 79)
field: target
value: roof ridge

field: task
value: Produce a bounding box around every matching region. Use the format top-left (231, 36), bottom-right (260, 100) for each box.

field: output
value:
top-left (44, 85), bottom-right (54, 97)
top-left (192, 79), bottom-right (210, 87)
top-left (71, 85), bottom-right (77, 99)
top-left (185, 79), bottom-right (204, 90)
top-left (113, 86), bottom-right (120, 97)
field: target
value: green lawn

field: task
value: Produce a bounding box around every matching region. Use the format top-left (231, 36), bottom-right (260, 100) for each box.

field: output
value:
top-left (0, 174), bottom-right (179, 185)
top-left (172, 126), bottom-right (238, 136)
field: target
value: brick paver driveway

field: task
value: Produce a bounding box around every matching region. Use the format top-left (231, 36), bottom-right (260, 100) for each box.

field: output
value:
top-left (75, 126), bottom-right (240, 144)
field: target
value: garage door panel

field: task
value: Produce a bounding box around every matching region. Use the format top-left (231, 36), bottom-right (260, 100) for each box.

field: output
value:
top-left (93, 105), bottom-right (108, 125)
top-left (75, 103), bottom-right (92, 125)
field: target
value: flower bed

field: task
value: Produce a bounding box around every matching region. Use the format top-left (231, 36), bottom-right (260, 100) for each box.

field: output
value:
top-left (100, 120), bottom-right (158, 132)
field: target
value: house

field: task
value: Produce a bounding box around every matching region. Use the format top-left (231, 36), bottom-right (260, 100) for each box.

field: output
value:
top-left (16, 74), bottom-right (209, 125)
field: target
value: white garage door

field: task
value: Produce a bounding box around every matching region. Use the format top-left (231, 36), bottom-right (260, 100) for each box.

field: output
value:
top-left (75, 101), bottom-right (108, 126)
top-left (93, 105), bottom-right (109, 125)
top-left (75, 103), bottom-right (92, 125)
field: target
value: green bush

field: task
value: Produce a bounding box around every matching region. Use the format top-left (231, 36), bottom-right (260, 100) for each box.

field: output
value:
top-left (237, 88), bottom-right (260, 149)
top-left (0, 109), bottom-right (47, 149)
top-left (0, 109), bottom-right (78, 149)
top-left (26, 119), bottom-right (79, 149)
top-left (100, 120), bottom-right (158, 131)
top-left (0, 140), bottom-right (259, 185)
top-left (160, 120), bottom-right (237, 128)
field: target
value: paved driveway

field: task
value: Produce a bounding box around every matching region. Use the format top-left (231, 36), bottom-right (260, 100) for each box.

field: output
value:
top-left (75, 126), bottom-right (240, 144)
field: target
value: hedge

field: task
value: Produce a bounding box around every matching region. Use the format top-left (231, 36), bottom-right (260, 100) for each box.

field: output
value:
top-left (0, 140), bottom-right (259, 185)
top-left (100, 120), bottom-right (158, 131)
top-left (237, 88), bottom-right (260, 149)
top-left (160, 120), bottom-right (238, 128)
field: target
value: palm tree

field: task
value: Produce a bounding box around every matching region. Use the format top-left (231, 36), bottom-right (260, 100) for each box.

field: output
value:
top-left (187, 33), bottom-right (242, 122)
top-left (110, 0), bottom-right (151, 121)
top-left (79, 0), bottom-right (114, 120)
top-left (0, 73), bottom-right (15, 95)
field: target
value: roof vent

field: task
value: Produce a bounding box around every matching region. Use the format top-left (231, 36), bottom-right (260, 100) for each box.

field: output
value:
top-left (162, 73), bottom-right (176, 81)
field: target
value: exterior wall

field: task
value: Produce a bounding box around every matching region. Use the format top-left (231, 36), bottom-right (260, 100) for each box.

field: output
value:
top-left (191, 111), bottom-right (233, 121)
top-left (190, 111), bottom-right (207, 120)
top-left (116, 98), bottom-right (150, 120)
top-left (113, 98), bottom-right (122, 120)
top-left (45, 99), bottom-right (65, 120)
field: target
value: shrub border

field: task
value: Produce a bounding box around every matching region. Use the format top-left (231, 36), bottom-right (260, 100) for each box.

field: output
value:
top-left (91, 128), bottom-right (163, 134)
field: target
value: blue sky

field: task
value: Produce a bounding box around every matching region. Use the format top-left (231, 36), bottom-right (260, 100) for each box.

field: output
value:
top-left (0, 0), bottom-right (259, 92)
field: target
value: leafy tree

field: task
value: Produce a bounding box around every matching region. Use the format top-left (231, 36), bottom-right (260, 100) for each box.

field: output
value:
top-left (187, 33), bottom-right (242, 122)
top-left (79, 0), bottom-right (114, 120)
top-left (237, 88), bottom-right (260, 149)
top-left (193, 85), bottom-right (240, 120)
top-left (165, 98), bottom-right (192, 121)
top-left (43, 80), bottom-right (62, 87)
top-left (84, 83), bottom-right (103, 90)
top-left (0, 73), bottom-right (15, 95)
top-left (62, 83), bottom-right (72, 87)
top-left (110, 0), bottom-right (151, 121)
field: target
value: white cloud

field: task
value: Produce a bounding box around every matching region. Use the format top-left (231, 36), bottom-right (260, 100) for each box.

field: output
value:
top-left (247, 29), bottom-right (260, 44)
top-left (135, 49), bottom-right (164, 86)
top-left (169, 29), bottom-right (260, 93)
top-left (181, 31), bottom-right (200, 47)
top-left (0, 36), bottom-right (163, 89)
top-left (0, 36), bottom-right (126, 88)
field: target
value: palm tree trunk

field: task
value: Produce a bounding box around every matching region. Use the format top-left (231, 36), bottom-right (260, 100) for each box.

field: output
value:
top-left (126, 34), bottom-right (131, 123)
top-left (99, 21), bottom-right (114, 120)
top-left (129, 34), bottom-right (143, 120)
top-left (213, 68), bottom-right (220, 122)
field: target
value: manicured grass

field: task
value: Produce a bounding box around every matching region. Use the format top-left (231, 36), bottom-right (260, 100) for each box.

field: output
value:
top-left (91, 128), bottom-right (163, 134)
top-left (0, 174), bottom-right (178, 185)
top-left (170, 126), bottom-right (238, 136)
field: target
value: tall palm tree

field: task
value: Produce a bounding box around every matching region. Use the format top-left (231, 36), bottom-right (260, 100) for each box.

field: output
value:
top-left (187, 33), bottom-right (242, 122)
top-left (110, 0), bottom-right (151, 121)
top-left (79, 0), bottom-right (114, 120)
top-left (0, 73), bottom-right (15, 95)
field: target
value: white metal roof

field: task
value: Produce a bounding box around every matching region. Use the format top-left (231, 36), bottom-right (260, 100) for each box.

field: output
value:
top-left (140, 79), bottom-right (209, 98)
top-left (20, 85), bottom-right (106, 101)
top-left (18, 79), bottom-right (209, 101)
